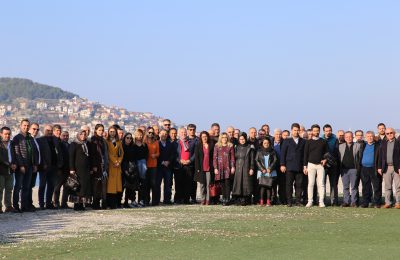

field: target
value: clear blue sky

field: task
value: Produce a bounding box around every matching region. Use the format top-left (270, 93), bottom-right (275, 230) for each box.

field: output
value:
top-left (1, 1), bottom-right (399, 132)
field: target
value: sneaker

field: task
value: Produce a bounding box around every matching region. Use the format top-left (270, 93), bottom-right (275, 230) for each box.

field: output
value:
top-left (130, 201), bottom-right (139, 208)
top-left (395, 204), bottom-right (400, 209)
top-left (383, 204), bottom-right (391, 209)
top-left (319, 203), bottom-right (326, 208)
top-left (305, 202), bottom-right (313, 208)
top-left (138, 201), bottom-right (145, 208)
top-left (266, 200), bottom-right (271, 207)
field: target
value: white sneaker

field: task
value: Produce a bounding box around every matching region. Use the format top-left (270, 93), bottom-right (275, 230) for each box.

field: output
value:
top-left (319, 203), bottom-right (326, 208)
top-left (306, 202), bottom-right (313, 208)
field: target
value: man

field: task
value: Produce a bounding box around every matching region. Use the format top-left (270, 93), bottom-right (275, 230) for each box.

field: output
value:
top-left (0, 127), bottom-right (17, 213)
top-left (248, 127), bottom-right (260, 204)
top-left (355, 130), bottom-right (364, 143)
top-left (322, 124), bottom-right (340, 206)
top-left (175, 127), bottom-right (196, 204)
top-left (261, 124), bottom-right (272, 140)
top-left (37, 125), bottom-right (63, 209)
top-left (82, 125), bottom-right (91, 138)
top-left (272, 128), bottom-right (286, 205)
top-left (377, 128), bottom-right (400, 209)
top-left (337, 130), bottom-right (345, 144)
top-left (187, 124), bottom-right (199, 203)
top-left (169, 128), bottom-right (178, 203)
top-left (210, 123), bottom-right (220, 144)
top-left (61, 131), bottom-right (69, 143)
top-left (52, 125), bottom-right (70, 209)
top-left (257, 129), bottom-right (266, 141)
top-left (376, 123), bottom-right (387, 144)
top-left (29, 123), bottom-right (41, 210)
top-left (234, 129), bottom-right (240, 140)
top-left (280, 123), bottom-right (306, 207)
top-left (281, 130), bottom-right (290, 140)
top-left (359, 131), bottom-right (381, 208)
top-left (157, 130), bottom-right (174, 205)
top-left (13, 119), bottom-right (40, 212)
top-left (303, 124), bottom-right (328, 208)
top-left (226, 126), bottom-right (238, 146)
top-left (338, 131), bottom-right (361, 207)
top-left (306, 129), bottom-right (313, 140)
top-left (162, 119), bottom-right (172, 132)
top-left (117, 128), bottom-right (125, 141)
top-left (152, 125), bottom-right (160, 140)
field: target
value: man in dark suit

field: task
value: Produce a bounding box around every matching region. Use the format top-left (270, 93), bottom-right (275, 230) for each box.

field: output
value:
top-left (0, 127), bottom-right (17, 213)
top-left (280, 123), bottom-right (306, 207)
top-left (377, 128), bottom-right (400, 209)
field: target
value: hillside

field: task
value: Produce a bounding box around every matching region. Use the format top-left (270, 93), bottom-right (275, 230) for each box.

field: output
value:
top-left (0, 77), bottom-right (77, 101)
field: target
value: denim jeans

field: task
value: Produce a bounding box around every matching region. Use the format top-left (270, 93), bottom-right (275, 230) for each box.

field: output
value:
top-left (13, 166), bottom-right (33, 210)
top-left (157, 166), bottom-right (172, 203)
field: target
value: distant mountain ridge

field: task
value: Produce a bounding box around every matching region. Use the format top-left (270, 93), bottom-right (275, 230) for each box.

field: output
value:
top-left (0, 77), bottom-right (77, 101)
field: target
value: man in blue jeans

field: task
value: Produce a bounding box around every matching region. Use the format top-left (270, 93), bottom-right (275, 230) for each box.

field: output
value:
top-left (338, 131), bottom-right (361, 207)
top-left (12, 119), bottom-right (40, 213)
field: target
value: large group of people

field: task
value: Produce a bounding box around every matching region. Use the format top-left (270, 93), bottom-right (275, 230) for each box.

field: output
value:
top-left (0, 118), bottom-right (399, 213)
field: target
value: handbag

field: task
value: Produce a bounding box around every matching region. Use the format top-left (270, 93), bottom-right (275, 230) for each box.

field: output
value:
top-left (258, 176), bottom-right (273, 187)
top-left (209, 183), bottom-right (222, 197)
top-left (66, 174), bottom-right (80, 192)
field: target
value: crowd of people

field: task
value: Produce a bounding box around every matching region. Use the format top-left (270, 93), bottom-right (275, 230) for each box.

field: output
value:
top-left (0, 118), bottom-right (399, 213)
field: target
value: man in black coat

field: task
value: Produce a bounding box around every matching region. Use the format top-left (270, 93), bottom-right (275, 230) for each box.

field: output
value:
top-left (12, 119), bottom-right (40, 212)
top-left (0, 127), bottom-right (17, 213)
top-left (280, 123), bottom-right (306, 207)
top-left (37, 124), bottom-right (64, 209)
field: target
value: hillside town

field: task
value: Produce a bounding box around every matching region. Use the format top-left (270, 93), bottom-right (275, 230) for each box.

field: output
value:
top-left (0, 96), bottom-right (169, 138)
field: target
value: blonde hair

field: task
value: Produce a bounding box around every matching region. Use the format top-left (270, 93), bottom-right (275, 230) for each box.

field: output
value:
top-left (216, 132), bottom-right (232, 148)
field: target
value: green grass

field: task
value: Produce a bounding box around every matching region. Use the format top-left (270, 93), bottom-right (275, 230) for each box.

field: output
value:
top-left (1, 206), bottom-right (399, 259)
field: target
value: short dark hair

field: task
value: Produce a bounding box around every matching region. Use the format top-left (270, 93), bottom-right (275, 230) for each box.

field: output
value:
top-left (323, 124), bottom-right (332, 131)
top-left (311, 124), bottom-right (320, 130)
top-left (211, 123), bottom-right (220, 128)
top-left (20, 119), bottom-right (30, 125)
top-left (112, 124), bottom-right (121, 130)
top-left (1, 126), bottom-right (11, 133)
top-left (355, 130), bottom-right (364, 135)
top-left (187, 124), bottom-right (196, 130)
top-left (53, 124), bottom-right (62, 131)
top-left (170, 127), bottom-right (177, 132)
top-left (377, 123), bottom-right (386, 128)
top-left (291, 123), bottom-right (300, 130)
top-left (282, 130), bottom-right (290, 135)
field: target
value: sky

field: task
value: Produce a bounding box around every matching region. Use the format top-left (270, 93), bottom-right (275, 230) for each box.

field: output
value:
top-left (1, 0), bottom-right (399, 132)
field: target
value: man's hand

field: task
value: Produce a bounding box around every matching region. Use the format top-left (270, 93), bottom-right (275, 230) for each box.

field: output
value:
top-left (11, 164), bottom-right (17, 171)
top-left (303, 166), bottom-right (308, 175)
top-left (20, 166), bottom-right (26, 174)
top-left (249, 169), bottom-right (254, 176)
top-left (231, 167), bottom-right (235, 174)
top-left (377, 169), bottom-right (382, 175)
top-left (214, 169), bottom-right (219, 175)
top-left (321, 159), bottom-right (327, 167)
top-left (280, 166), bottom-right (286, 173)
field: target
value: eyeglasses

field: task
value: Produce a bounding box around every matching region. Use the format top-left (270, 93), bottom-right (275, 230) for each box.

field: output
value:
top-left (188, 129), bottom-right (195, 131)
top-left (164, 124), bottom-right (171, 126)
top-left (148, 132), bottom-right (154, 134)
top-left (32, 128), bottom-right (39, 131)
top-left (126, 137), bottom-right (132, 140)
top-left (386, 132), bottom-right (394, 135)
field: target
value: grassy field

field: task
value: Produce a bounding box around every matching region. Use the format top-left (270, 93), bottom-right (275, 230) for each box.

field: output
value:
top-left (0, 205), bottom-right (399, 259)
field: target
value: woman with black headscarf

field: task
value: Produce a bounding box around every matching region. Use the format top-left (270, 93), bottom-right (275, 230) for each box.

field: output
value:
top-left (232, 132), bottom-right (255, 206)
top-left (255, 138), bottom-right (278, 207)
top-left (69, 129), bottom-right (92, 211)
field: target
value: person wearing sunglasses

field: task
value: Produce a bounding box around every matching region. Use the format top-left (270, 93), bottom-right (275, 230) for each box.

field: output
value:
top-left (377, 128), bottom-right (400, 209)
top-left (28, 123), bottom-right (41, 211)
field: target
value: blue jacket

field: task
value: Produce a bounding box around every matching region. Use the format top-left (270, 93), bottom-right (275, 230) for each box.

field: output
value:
top-left (176, 137), bottom-right (198, 168)
top-left (280, 137), bottom-right (306, 172)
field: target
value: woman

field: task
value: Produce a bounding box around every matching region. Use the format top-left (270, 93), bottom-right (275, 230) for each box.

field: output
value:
top-left (232, 132), bottom-right (255, 206)
top-left (69, 130), bottom-right (92, 211)
top-left (106, 126), bottom-right (124, 209)
top-left (145, 127), bottom-right (160, 206)
top-left (132, 129), bottom-right (149, 207)
top-left (122, 132), bottom-right (138, 208)
top-left (213, 132), bottom-right (235, 206)
top-left (89, 124), bottom-right (109, 210)
top-left (194, 131), bottom-right (215, 205)
top-left (255, 138), bottom-right (278, 207)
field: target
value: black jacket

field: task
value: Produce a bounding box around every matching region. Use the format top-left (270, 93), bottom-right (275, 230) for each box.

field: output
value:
top-left (378, 139), bottom-right (400, 173)
top-left (12, 133), bottom-right (40, 168)
top-left (37, 136), bottom-right (64, 170)
top-left (280, 137), bottom-right (306, 172)
top-left (255, 148), bottom-right (278, 172)
top-left (194, 142), bottom-right (215, 184)
top-left (0, 141), bottom-right (16, 175)
top-left (158, 140), bottom-right (175, 169)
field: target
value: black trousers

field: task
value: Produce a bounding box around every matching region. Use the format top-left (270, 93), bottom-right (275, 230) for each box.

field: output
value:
top-left (360, 167), bottom-right (382, 206)
top-left (190, 167), bottom-right (197, 201)
top-left (145, 168), bottom-right (158, 205)
top-left (325, 166), bottom-right (340, 205)
top-left (277, 171), bottom-right (286, 204)
top-left (286, 171), bottom-right (303, 204)
top-left (53, 170), bottom-right (69, 207)
top-left (220, 178), bottom-right (231, 201)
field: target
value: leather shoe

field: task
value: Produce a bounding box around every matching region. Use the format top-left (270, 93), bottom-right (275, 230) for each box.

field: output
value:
top-left (383, 204), bottom-right (391, 209)
top-left (5, 206), bottom-right (14, 213)
top-left (395, 204), bottom-right (400, 209)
